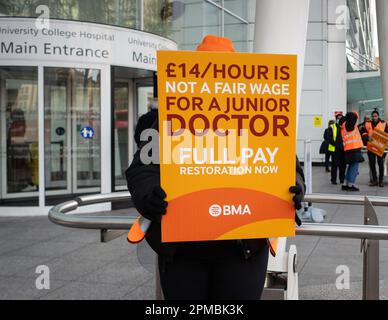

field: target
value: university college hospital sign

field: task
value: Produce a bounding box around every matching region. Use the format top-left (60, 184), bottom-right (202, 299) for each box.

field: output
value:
top-left (0, 17), bottom-right (177, 69)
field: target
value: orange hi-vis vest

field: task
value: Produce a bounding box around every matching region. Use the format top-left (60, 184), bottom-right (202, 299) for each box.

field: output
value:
top-left (341, 123), bottom-right (363, 151)
top-left (365, 121), bottom-right (387, 137)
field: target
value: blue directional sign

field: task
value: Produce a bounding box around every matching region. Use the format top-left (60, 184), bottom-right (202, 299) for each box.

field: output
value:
top-left (80, 126), bottom-right (95, 139)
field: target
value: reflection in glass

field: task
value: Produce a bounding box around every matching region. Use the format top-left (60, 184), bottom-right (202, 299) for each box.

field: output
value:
top-left (113, 82), bottom-right (129, 188)
top-left (1, 1), bottom-right (250, 51)
top-left (137, 86), bottom-right (154, 117)
top-left (0, 66), bottom-right (38, 195)
top-left (224, 11), bottom-right (248, 52)
top-left (1, 0), bottom-right (140, 29)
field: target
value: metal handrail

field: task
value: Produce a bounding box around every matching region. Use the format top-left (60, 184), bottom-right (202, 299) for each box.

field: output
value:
top-left (346, 46), bottom-right (380, 70)
top-left (346, 46), bottom-right (380, 68)
top-left (49, 192), bottom-right (388, 238)
top-left (304, 193), bottom-right (388, 207)
top-left (48, 192), bottom-right (388, 300)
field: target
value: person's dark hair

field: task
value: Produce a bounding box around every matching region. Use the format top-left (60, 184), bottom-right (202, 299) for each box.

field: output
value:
top-left (345, 112), bottom-right (358, 131)
top-left (372, 110), bottom-right (380, 116)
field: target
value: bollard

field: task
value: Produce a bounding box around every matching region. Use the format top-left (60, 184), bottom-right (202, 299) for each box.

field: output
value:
top-left (362, 197), bottom-right (380, 300)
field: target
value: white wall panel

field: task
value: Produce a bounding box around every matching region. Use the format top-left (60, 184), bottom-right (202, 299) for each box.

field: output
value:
top-left (305, 41), bottom-right (324, 65)
top-left (307, 22), bottom-right (325, 40)
top-left (301, 91), bottom-right (324, 115)
top-left (309, 0), bottom-right (324, 22)
top-left (303, 66), bottom-right (324, 90)
top-left (328, 42), bottom-right (347, 111)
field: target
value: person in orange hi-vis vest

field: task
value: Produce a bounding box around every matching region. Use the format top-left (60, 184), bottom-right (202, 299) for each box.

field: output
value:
top-left (126, 35), bottom-right (305, 300)
top-left (365, 110), bottom-right (388, 187)
top-left (340, 112), bottom-right (365, 192)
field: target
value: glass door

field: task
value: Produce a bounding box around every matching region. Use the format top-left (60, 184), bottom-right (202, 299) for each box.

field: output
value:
top-left (0, 66), bottom-right (39, 200)
top-left (113, 80), bottom-right (130, 189)
top-left (44, 67), bottom-right (101, 195)
top-left (136, 83), bottom-right (154, 118)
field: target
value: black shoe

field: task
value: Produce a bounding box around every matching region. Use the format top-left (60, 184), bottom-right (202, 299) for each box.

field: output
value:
top-left (379, 182), bottom-right (384, 188)
top-left (348, 186), bottom-right (360, 192)
top-left (331, 181), bottom-right (338, 185)
top-left (326, 168), bottom-right (331, 173)
top-left (341, 185), bottom-right (349, 191)
top-left (369, 181), bottom-right (378, 187)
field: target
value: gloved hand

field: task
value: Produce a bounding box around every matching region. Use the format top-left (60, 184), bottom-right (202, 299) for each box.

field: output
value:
top-left (142, 186), bottom-right (168, 222)
top-left (289, 185), bottom-right (303, 226)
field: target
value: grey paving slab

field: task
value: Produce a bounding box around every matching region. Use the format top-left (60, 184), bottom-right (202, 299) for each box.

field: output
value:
top-left (61, 242), bottom-right (134, 262)
top-left (0, 275), bottom-right (67, 300)
top-left (0, 239), bottom-right (35, 255)
top-left (299, 280), bottom-right (363, 300)
top-left (81, 258), bottom-right (153, 286)
top-left (298, 272), bottom-right (343, 288)
top-left (40, 280), bottom-right (132, 300)
top-left (0, 255), bottom-right (53, 277)
top-left (14, 255), bottom-right (110, 281)
top-left (379, 248), bottom-right (388, 262)
top-left (300, 253), bottom-right (363, 278)
top-left (52, 229), bottom-right (101, 244)
top-left (122, 277), bottom-right (156, 300)
top-left (11, 240), bottom-right (88, 258)
top-left (0, 225), bottom-right (69, 241)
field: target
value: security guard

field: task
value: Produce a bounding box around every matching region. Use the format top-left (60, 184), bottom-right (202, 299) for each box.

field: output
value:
top-left (328, 115), bottom-right (346, 185)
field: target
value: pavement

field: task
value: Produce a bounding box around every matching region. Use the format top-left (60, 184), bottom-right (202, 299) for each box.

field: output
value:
top-left (1, 162), bottom-right (388, 300)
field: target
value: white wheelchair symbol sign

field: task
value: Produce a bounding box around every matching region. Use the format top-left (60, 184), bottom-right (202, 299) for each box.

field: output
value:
top-left (80, 127), bottom-right (95, 139)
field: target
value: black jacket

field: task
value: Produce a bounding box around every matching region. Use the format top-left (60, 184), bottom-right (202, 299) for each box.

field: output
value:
top-left (327, 124), bottom-right (344, 153)
top-left (320, 128), bottom-right (330, 154)
top-left (358, 122), bottom-right (369, 146)
top-left (126, 120), bottom-right (306, 262)
top-left (134, 109), bottom-right (158, 148)
top-left (343, 113), bottom-right (364, 164)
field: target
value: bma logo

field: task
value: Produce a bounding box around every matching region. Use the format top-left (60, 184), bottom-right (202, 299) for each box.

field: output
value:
top-left (209, 204), bottom-right (251, 217)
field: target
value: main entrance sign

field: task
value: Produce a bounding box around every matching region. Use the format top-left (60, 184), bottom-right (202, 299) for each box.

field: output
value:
top-left (0, 17), bottom-right (177, 69)
top-left (157, 51), bottom-right (297, 242)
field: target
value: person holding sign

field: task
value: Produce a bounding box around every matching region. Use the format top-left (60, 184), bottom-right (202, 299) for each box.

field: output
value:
top-left (126, 35), bottom-right (305, 300)
top-left (365, 110), bottom-right (388, 187)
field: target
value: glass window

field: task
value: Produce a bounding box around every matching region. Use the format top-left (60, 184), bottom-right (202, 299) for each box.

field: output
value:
top-left (224, 0), bottom-right (248, 21)
top-left (1, 0), bottom-right (252, 49)
top-left (0, 0), bottom-right (140, 29)
top-left (144, 0), bottom-right (173, 36)
top-left (137, 86), bottom-right (154, 117)
top-left (113, 81), bottom-right (130, 189)
top-left (224, 10), bottom-right (248, 52)
top-left (44, 67), bottom-right (101, 195)
top-left (0, 66), bottom-right (38, 199)
top-left (170, 0), bottom-right (222, 50)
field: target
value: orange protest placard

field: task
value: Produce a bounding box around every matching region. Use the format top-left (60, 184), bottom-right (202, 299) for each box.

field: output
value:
top-left (367, 129), bottom-right (388, 157)
top-left (157, 51), bottom-right (297, 243)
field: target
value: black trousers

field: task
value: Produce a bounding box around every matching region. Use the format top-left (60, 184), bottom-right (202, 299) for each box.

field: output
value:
top-left (325, 151), bottom-right (332, 169)
top-left (331, 151), bottom-right (346, 184)
top-left (368, 151), bottom-right (385, 182)
top-left (158, 240), bottom-right (269, 300)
